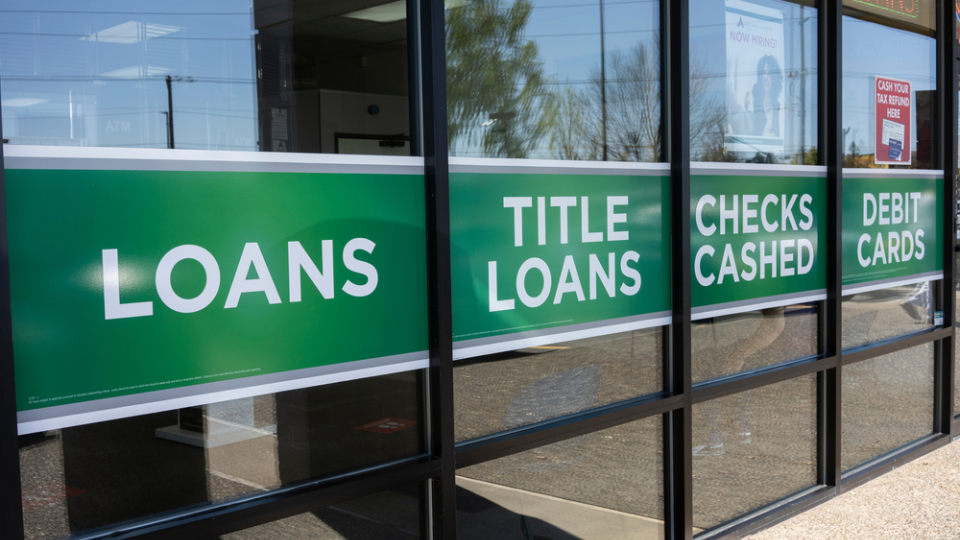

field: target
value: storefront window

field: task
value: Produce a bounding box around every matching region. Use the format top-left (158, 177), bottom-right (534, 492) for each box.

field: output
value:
top-left (688, 1), bottom-right (822, 386)
top-left (223, 483), bottom-right (425, 538)
top-left (841, 343), bottom-right (934, 473)
top-left (446, 0), bottom-right (661, 161)
top-left (692, 304), bottom-right (817, 384)
top-left (690, 0), bottom-right (817, 164)
top-left (840, 0), bottom-right (942, 351)
top-left (444, 0), bottom-right (671, 444)
top-left (0, 0), bottom-right (414, 156)
top-left (6, 3), bottom-right (427, 538)
top-left (842, 282), bottom-right (934, 350)
top-left (692, 375), bottom-right (817, 532)
top-left (19, 373), bottom-right (425, 539)
top-left (456, 415), bottom-right (663, 539)
top-left (455, 328), bottom-right (662, 442)
top-left (448, 159), bottom-right (671, 442)
top-left (841, 10), bottom-right (936, 169)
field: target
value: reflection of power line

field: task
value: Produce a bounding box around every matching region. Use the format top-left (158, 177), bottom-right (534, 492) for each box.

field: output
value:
top-left (1, 76), bottom-right (256, 84)
top-left (94, 142), bottom-right (169, 147)
top-left (94, 143), bottom-right (255, 148)
top-left (0, 31), bottom-right (253, 41)
top-left (526, 29), bottom-right (651, 38)
top-left (0, 1), bottom-right (657, 15)
top-left (176, 111), bottom-right (256, 119)
top-left (12, 112), bottom-right (149, 120)
top-left (12, 111), bottom-right (256, 120)
top-left (18, 106), bottom-right (258, 116)
top-left (532, 0), bottom-right (656, 8)
top-left (0, 10), bottom-right (252, 15)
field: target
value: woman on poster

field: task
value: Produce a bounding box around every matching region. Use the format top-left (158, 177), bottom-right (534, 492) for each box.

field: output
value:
top-left (742, 55), bottom-right (783, 138)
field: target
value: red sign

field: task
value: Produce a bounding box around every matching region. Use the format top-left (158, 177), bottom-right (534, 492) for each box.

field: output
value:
top-left (874, 75), bottom-right (911, 166)
top-left (354, 417), bottom-right (416, 434)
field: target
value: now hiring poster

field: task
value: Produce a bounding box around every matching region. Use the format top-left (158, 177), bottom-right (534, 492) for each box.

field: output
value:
top-left (724, 0), bottom-right (786, 157)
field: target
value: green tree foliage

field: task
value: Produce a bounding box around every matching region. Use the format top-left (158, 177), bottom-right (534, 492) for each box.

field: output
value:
top-left (446, 0), bottom-right (555, 158)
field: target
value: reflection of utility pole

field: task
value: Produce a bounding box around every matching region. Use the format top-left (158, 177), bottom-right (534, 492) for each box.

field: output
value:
top-left (600, 0), bottom-right (607, 161)
top-left (165, 75), bottom-right (175, 149)
top-left (798, 7), bottom-right (807, 163)
top-left (164, 75), bottom-right (195, 150)
top-left (159, 111), bottom-right (171, 149)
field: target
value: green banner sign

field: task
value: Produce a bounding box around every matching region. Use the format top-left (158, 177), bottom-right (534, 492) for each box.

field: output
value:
top-left (841, 174), bottom-right (943, 293)
top-left (450, 167), bottom-right (672, 359)
top-left (691, 171), bottom-right (828, 319)
top-left (8, 160), bottom-right (427, 433)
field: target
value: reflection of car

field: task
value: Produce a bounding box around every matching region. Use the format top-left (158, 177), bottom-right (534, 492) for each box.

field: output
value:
top-left (843, 282), bottom-right (931, 322)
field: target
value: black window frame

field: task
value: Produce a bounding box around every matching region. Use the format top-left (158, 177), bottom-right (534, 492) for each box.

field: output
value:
top-left (0, 0), bottom-right (957, 538)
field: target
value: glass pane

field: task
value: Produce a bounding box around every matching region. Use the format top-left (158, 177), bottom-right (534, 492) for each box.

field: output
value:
top-left (455, 328), bottom-right (663, 442)
top-left (842, 282), bottom-right (933, 350)
top-left (223, 483), bottom-right (424, 539)
top-left (842, 343), bottom-right (934, 472)
top-left (689, 0), bottom-right (818, 164)
top-left (0, 0), bottom-right (413, 156)
top-left (445, 0), bottom-right (661, 161)
top-left (19, 372), bottom-right (424, 539)
top-left (841, 15), bottom-right (936, 169)
top-left (692, 303), bottom-right (818, 384)
top-left (692, 375), bottom-right (817, 532)
top-left (456, 415), bottom-right (663, 539)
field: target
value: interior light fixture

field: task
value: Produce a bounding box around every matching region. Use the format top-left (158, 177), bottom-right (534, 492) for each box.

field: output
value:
top-left (81, 21), bottom-right (181, 44)
top-left (101, 66), bottom-right (172, 79)
top-left (341, 0), bottom-right (462, 23)
top-left (341, 1), bottom-right (406, 23)
top-left (1, 98), bottom-right (49, 107)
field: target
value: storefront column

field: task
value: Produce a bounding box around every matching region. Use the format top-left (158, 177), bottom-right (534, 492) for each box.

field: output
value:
top-left (0, 84), bottom-right (26, 540)
top-left (418, 0), bottom-right (457, 537)
top-left (664, 0), bottom-right (693, 538)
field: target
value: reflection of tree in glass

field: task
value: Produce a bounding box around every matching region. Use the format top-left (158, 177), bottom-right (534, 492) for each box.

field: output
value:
top-left (550, 87), bottom-right (600, 161)
top-left (688, 48), bottom-right (728, 162)
top-left (551, 40), bottom-right (725, 163)
top-left (597, 42), bottom-right (661, 162)
top-left (446, 0), bottom-right (555, 158)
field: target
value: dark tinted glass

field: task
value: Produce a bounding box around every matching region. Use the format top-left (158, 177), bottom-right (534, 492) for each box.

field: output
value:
top-left (19, 372), bottom-right (424, 538)
top-left (692, 303), bottom-right (818, 384)
top-left (223, 483), bottom-right (424, 539)
top-left (842, 343), bottom-right (934, 472)
top-left (692, 375), bottom-right (817, 532)
top-left (456, 415), bottom-right (663, 539)
top-left (454, 328), bottom-right (663, 442)
top-left (842, 282), bottom-right (933, 350)
top-left (0, 0), bottom-right (413, 156)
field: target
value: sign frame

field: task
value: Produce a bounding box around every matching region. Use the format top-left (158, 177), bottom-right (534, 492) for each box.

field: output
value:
top-left (5, 145), bottom-right (429, 435)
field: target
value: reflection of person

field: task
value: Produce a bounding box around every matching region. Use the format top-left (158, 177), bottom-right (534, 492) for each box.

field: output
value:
top-left (742, 55), bottom-right (783, 138)
top-left (693, 307), bottom-right (787, 456)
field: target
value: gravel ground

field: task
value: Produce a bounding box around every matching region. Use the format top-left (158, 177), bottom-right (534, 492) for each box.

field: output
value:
top-left (748, 436), bottom-right (960, 540)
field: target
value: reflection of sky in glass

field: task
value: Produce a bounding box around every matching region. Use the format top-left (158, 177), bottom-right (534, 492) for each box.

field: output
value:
top-left (689, 0), bottom-right (818, 162)
top-left (524, 0), bottom-right (658, 84)
top-left (842, 16), bottom-right (936, 161)
top-left (0, 0), bottom-right (257, 151)
top-left (447, 0), bottom-right (660, 159)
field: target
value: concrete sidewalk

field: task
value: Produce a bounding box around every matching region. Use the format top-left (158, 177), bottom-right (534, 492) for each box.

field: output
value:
top-left (749, 437), bottom-right (960, 539)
